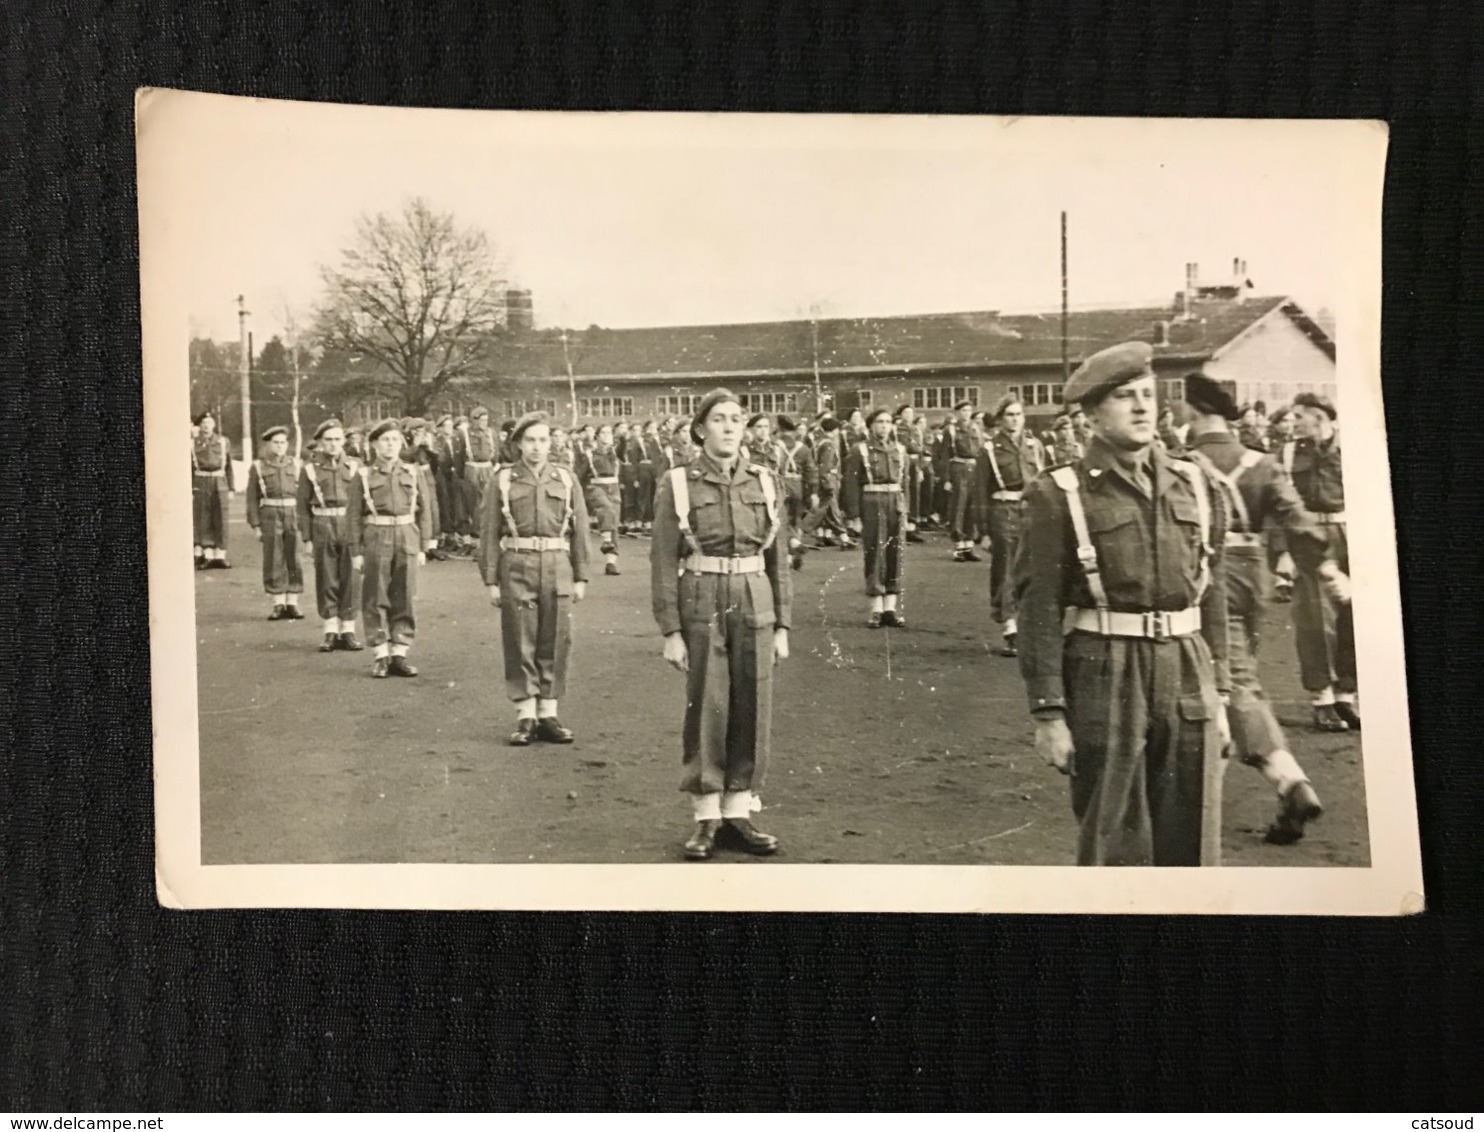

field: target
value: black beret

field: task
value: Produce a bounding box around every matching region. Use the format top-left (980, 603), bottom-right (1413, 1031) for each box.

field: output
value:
top-left (864, 407), bottom-right (894, 428)
top-left (366, 419), bottom-right (404, 443)
top-left (990, 392), bottom-right (1024, 421)
top-left (775, 415), bottom-right (797, 432)
top-left (1065, 341), bottom-right (1155, 407)
top-left (509, 411), bottom-right (551, 443)
top-left (259, 425), bottom-right (289, 442)
top-left (435, 413), bottom-right (453, 427)
top-left (690, 388), bottom-right (742, 443)
top-left (192, 410), bottom-right (216, 426)
top-left (1292, 392), bottom-right (1337, 420)
top-left (1183, 373), bottom-right (1241, 421)
top-left (470, 405), bottom-right (490, 419)
top-left (747, 413), bottom-right (770, 429)
top-left (954, 400), bottom-right (974, 411)
top-left (312, 418), bottom-right (343, 440)
top-left (1268, 406), bottom-right (1293, 426)
top-left (818, 415), bottom-right (841, 433)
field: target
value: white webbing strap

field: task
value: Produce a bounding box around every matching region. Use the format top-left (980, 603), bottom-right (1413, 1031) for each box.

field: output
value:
top-left (1049, 465), bottom-right (1109, 611)
top-left (554, 466), bottom-right (575, 539)
top-left (755, 467), bottom-right (780, 551)
top-left (1188, 448), bottom-right (1257, 534)
top-left (985, 437), bottom-right (1009, 492)
top-left (359, 466), bottom-right (377, 517)
top-left (304, 460), bottom-right (325, 508)
top-left (1280, 441), bottom-right (1295, 477)
top-left (496, 467), bottom-right (518, 537)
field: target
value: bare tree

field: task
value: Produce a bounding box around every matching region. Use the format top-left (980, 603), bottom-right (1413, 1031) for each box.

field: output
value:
top-left (314, 198), bottom-right (508, 416)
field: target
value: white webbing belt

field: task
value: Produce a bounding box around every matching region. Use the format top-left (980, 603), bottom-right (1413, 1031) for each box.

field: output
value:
top-left (1063, 607), bottom-right (1202, 639)
top-left (687, 555), bottom-right (765, 575)
top-left (501, 536), bottom-right (569, 551)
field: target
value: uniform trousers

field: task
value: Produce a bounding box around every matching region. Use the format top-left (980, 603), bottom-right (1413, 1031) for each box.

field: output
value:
top-left (310, 514), bottom-right (361, 624)
top-left (633, 462), bottom-right (658, 524)
top-left (1224, 549), bottom-right (1288, 763)
top-left (1062, 629), bottom-right (1223, 866)
top-left (986, 497), bottom-right (1022, 624)
top-left (585, 484), bottom-right (621, 539)
top-left (860, 495), bottom-right (904, 596)
top-left (948, 460), bottom-right (979, 541)
top-left (461, 465), bottom-right (492, 537)
top-left (257, 506), bottom-right (303, 595)
top-left (360, 524), bottom-right (419, 647)
top-left (497, 548), bottom-right (574, 701)
top-left (434, 470), bottom-right (464, 538)
top-left (780, 477), bottom-right (806, 544)
top-left (620, 474), bottom-right (638, 527)
top-left (193, 474), bottom-right (229, 549)
top-left (1292, 523), bottom-right (1357, 695)
top-left (678, 571), bottom-right (776, 797)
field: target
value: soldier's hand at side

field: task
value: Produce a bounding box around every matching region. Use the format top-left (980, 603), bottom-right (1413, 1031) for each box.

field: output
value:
top-left (487, 584), bottom-right (501, 608)
top-left (1275, 552), bottom-right (1295, 581)
top-left (847, 519), bottom-right (862, 534)
top-left (662, 632), bottom-right (689, 673)
top-left (809, 494), bottom-right (819, 510)
top-left (1034, 715), bottom-right (1074, 775)
top-left (417, 552), bottom-right (426, 566)
top-left (573, 581), bottom-right (586, 603)
top-left (1217, 700), bottom-right (1233, 754)
top-left (255, 529), bottom-right (263, 542)
top-left (1319, 563), bottom-right (1351, 605)
top-left (351, 555), bottom-right (364, 573)
top-left (773, 627), bottom-right (789, 664)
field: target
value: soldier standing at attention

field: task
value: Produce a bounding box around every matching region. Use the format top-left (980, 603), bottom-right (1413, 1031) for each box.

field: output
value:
top-left (579, 422), bottom-right (624, 577)
top-left (191, 410), bottom-right (235, 569)
top-left (245, 425), bottom-right (306, 621)
top-left (651, 389), bottom-right (791, 861)
top-left (842, 408), bottom-right (909, 627)
top-left (402, 418), bottom-right (444, 562)
top-left (1014, 342), bottom-right (1233, 867)
top-left (1179, 375), bottom-right (1346, 843)
top-left (347, 420), bottom-right (432, 678)
top-left (629, 420), bottom-right (665, 535)
top-left (1283, 392), bottom-right (1359, 731)
top-left (297, 418), bottom-right (365, 653)
top-left (460, 407), bottom-right (498, 543)
top-left (894, 405), bottom-right (928, 544)
top-left (344, 426), bottom-right (367, 463)
top-left (774, 415), bottom-right (818, 571)
top-left (1049, 413), bottom-right (1085, 464)
top-left (936, 400), bottom-right (982, 561)
top-left (479, 412), bottom-right (590, 747)
top-left (431, 414), bottom-right (465, 558)
top-left (976, 394), bottom-right (1046, 657)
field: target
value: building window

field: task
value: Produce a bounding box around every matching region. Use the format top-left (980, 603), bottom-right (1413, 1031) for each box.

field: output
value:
top-left (856, 390), bottom-right (873, 408)
top-left (354, 397), bottom-right (393, 423)
top-left (911, 386), bottom-right (980, 411)
top-left (575, 396), bottom-right (633, 419)
top-left (656, 394), bottom-right (702, 418)
top-left (738, 392), bottom-right (800, 414)
top-left (1162, 378), bottom-right (1186, 404)
top-left (1005, 384), bottom-right (1063, 408)
top-left (504, 398), bottom-right (558, 419)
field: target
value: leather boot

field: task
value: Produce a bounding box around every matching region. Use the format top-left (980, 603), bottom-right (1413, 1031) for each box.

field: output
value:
top-left (339, 633), bottom-right (364, 651)
top-left (1265, 781), bottom-right (1324, 845)
top-left (720, 818), bottom-right (780, 856)
top-left (509, 719), bottom-right (537, 747)
top-left (388, 655), bottom-right (418, 677)
top-left (683, 819), bottom-right (723, 860)
top-left (318, 633), bottom-right (337, 653)
top-left (535, 717), bottom-right (574, 744)
top-left (371, 656), bottom-right (391, 678)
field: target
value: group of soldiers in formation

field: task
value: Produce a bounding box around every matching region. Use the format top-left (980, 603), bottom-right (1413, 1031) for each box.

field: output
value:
top-left (190, 339), bottom-right (1357, 866)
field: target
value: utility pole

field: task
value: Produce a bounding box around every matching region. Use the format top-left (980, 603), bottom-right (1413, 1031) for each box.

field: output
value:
top-left (284, 306), bottom-right (304, 458)
top-left (810, 303), bottom-right (823, 413)
top-left (559, 329), bottom-right (578, 427)
top-left (237, 294), bottom-right (252, 460)
top-left (1060, 212), bottom-right (1070, 385)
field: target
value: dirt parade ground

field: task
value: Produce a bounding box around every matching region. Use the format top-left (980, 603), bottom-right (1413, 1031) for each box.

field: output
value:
top-left (197, 500), bottom-right (1370, 867)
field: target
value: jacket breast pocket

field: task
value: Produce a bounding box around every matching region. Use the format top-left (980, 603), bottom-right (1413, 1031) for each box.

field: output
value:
top-left (1087, 505), bottom-right (1145, 588)
top-left (1167, 494), bottom-right (1207, 563)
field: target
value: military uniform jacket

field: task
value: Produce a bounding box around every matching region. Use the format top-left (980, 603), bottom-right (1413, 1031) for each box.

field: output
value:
top-left (812, 434), bottom-right (843, 490)
top-left (478, 461), bottom-right (591, 587)
top-left (246, 455), bottom-right (301, 527)
top-left (431, 433), bottom-right (462, 478)
top-left (623, 435), bottom-right (664, 470)
top-left (463, 425), bottom-right (498, 464)
top-left (1285, 431), bottom-right (1344, 514)
top-left (650, 453), bottom-right (793, 637)
top-left (579, 445), bottom-right (622, 485)
top-left (296, 451), bottom-right (361, 536)
top-left (192, 434), bottom-right (235, 488)
top-left (1185, 430), bottom-right (1331, 573)
top-left (775, 439), bottom-right (818, 499)
top-left (841, 440), bottom-right (908, 521)
top-left (345, 458), bottom-right (435, 555)
top-left (1014, 437), bottom-right (1231, 713)
top-left (978, 430), bottom-right (1047, 496)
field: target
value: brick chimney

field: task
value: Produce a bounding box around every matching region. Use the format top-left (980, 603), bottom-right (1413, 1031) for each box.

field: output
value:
top-left (504, 288), bottom-right (534, 332)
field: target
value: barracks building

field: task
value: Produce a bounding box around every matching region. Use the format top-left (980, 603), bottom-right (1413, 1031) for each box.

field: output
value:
top-left (350, 264), bottom-right (1337, 427)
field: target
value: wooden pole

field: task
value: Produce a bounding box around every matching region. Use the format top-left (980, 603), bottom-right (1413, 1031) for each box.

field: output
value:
top-left (1060, 212), bottom-right (1070, 384)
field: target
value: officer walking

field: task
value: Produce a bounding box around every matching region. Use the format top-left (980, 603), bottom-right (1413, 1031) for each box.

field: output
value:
top-left (1014, 341), bottom-right (1233, 867)
top-left (1283, 392), bottom-right (1359, 731)
top-left (245, 425), bottom-right (306, 621)
top-left (347, 420), bottom-right (433, 678)
top-left (841, 408), bottom-right (909, 627)
top-left (191, 410), bottom-right (235, 569)
top-left (1179, 375), bottom-right (1349, 844)
top-left (976, 394), bottom-right (1046, 657)
top-left (651, 389), bottom-right (791, 861)
top-left (479, 412), bottom-right (591, 746)
top-left (296, 418), bottom-right (365, 652)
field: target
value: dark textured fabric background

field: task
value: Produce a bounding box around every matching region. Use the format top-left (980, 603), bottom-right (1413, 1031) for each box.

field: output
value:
top-left (2, 0), bottom-right (1481, 1111)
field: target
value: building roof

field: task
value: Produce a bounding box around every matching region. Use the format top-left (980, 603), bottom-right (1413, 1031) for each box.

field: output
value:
top-left (486, 296), bottom-right (1331, 385)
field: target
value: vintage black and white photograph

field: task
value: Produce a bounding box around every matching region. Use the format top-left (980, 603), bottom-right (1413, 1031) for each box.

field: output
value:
top-left (139, 92), bottom-right (1419, 911)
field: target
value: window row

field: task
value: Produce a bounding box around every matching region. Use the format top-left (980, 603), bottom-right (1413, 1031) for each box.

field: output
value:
top-left (576, 396), bottom-right (633, 419)
top-left (911, 386), bottom-right (980, 410)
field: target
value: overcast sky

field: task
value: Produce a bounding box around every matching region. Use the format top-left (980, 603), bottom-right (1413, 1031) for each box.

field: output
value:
top-left (159, 96), bottom-right (1375, 345)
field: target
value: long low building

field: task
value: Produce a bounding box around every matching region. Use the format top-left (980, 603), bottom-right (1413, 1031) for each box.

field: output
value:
top-left (466, 291), bottom-right (1335, 428)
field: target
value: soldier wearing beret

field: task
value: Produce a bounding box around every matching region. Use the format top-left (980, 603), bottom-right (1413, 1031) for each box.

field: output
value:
top-left (976, 394), bottom-right (1046, 656)
top-left (651, 389), bottom-right (792, 860)
top-left (344, 426), bottom-right (366, 463)
top-left (430, 414), bottom-right (467, 558)
top-left (190, 410), bottom-right (235, 569)
top-left (842, 408), bottom-right (910, 627)
top-left (1179, 375), bottom-right (1347, 843)
top-left (402, 418), bottom-right (444, 561)
top-left (459, 407), bottom-right (498, 544)
top-left (480, 412), bottom-right (590, 745)
top-left (1282, 392), bottom-right (1359, 732)
top-left (802, 415), bottom-right (854, 550)
top-left (622, 419), bottom-right (665, 536)
top-left (1050, 414), bottom-right (1085, 464)
top-left (577, 421), bottom-right (624, 577)
top-left (1013, 341), bottom-right (1233, 866)
top-left (296, 418), bottom-right (365, 652)
top-left (893, 405), bottom-right (928, 544)
top-left (347, 420), bottom-right (433, 677)
top-left (245, 425), bottom-right (306, 621)
top-left (935, 400), bottom-right (984, 561)
top-left (774, 415), bottom-right (818, 571)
